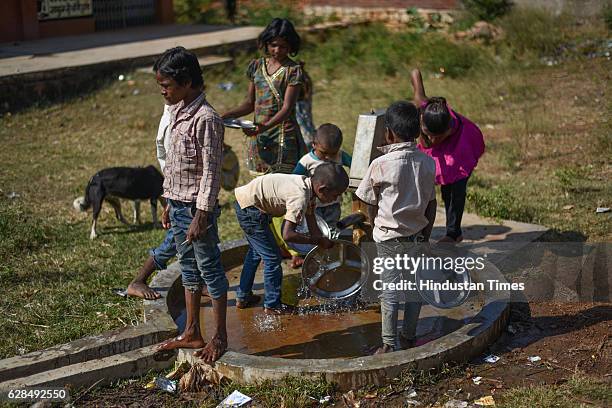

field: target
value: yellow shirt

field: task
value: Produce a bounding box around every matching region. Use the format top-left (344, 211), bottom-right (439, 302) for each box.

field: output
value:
top-left (234, 174), bottom-right (314, 224)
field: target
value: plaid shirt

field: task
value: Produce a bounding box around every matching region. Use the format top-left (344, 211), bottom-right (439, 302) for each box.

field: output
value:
top-left (163, 93), bottom-right (224, 211)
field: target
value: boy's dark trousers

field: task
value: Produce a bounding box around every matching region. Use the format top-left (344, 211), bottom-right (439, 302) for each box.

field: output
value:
top-left (441, 176), bottom-right (469, 240)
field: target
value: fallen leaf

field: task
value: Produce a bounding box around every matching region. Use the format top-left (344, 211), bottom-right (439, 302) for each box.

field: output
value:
top-left (474, 395), bottom-right (495, 406)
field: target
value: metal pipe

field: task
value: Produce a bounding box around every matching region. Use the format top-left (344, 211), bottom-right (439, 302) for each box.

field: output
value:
top-left (336, 212), bottom-right (367, 230)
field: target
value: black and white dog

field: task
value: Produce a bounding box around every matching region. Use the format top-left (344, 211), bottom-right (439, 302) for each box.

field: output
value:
top-left (73, 166), bottom-right (164, 239)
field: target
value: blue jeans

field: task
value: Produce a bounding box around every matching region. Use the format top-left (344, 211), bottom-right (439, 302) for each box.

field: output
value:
top-left (168, 199), bottom-right (228, 298)
top-left (149, 228), bottom-right (177, 270)
top-left (378, 240), bottom-right (423, 349)
top-left (234, 201), bottom-right (283, 309)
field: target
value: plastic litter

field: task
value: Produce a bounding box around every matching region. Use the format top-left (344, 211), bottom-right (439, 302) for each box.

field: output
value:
top-left (407, 389), bottom-right (417, 398)
top-left (406, 400), bottom-right (420, 406)
top-left (444, 400), bottom-right (468, 408)
top-left (507, 325), bottom-right (516, 334)
top-left (563, 205), bottom-right (574, 210)
top-left (528, 356), bottom-right (541, 362)
top-left (118, 74), bottom-right (125, 81)
top-left (472, 376), bottom-right (483, 385)
top-left (113, 288), bottom-right (127, 298)
top-left (7, 191), bottom-right (20, 199)
top-left (596, 207), bottom-right (610, 213)
top-left (154, 377), bottom-right (177, 393)
top-left (474, 395), bottom-right (495, 406)
top-left (218, 82), bottom-right (235, 91)
top-left (483, 355), bottom-right (500, 364)
top-left (217, 390), bottom-right (252, 407)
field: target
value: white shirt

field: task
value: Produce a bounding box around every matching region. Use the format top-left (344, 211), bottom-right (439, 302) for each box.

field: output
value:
top-left (355, 141), bottom-right (436, 242)
top-left (156, 104), bottom-right (172, 171)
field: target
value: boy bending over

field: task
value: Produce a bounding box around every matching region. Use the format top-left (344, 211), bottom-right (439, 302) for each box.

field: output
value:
top-left (234, 163), bottom-right (348, 314)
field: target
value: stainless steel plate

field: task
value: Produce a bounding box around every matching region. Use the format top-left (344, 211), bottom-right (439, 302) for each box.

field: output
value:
top-left (223, 118), bottom-right (256, 129)
top-left (302, 239), bottom-right (370, 299)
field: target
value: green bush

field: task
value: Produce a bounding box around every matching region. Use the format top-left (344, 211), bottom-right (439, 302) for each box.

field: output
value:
top-left (416, 35), bottom-right (485, 77)
top-left (303, 25), bottom-right (485, 78)
top-left (603, 1), bottom-right (612, 30)
top-left (174, 0), bottom-right (222, 24)
top-left (462, 0), bottom-right (513, 21)
top-left (241, 0), bottom-right (304, 26)
top-left (500, 7), bottom-right (569, 56)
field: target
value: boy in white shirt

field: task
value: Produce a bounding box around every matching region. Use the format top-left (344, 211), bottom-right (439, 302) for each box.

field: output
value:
top-left (356, 101), bottom-right (437, 354)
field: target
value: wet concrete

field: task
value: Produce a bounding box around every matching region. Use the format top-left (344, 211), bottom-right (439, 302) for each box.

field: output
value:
top-left (190, 263), bottom-right (486, 359)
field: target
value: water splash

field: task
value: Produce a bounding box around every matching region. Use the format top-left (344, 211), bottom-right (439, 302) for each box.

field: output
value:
top-left (253, 313), bottom-right (284, 333)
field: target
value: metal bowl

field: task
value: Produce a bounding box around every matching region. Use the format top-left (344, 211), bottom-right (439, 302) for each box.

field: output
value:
top-left (415, 247), bottom-right (473, 309)
top-left (282, 214), bottom-right (331, 256)
top-left (302, 239), bottom-right (370, 299)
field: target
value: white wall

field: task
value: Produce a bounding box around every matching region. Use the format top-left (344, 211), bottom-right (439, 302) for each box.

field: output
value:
top-left (511, 0), bottom-right (607, 17)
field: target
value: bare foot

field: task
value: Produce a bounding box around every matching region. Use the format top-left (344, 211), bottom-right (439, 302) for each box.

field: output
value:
top-left (127, 281), bottom-right (161, 300)
top-left (373, 344), bottom-right (394, 355)
top-left (155, 333), bottom-right (206, 351)
top-left (194, 335), bottom-right (227, 364)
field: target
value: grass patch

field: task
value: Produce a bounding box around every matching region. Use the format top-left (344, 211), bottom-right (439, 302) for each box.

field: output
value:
top-left (499, 375), bottom-right (612, 408)
top-left (467, 183), bottom-right (535, 223)
top-left (500, 6), bottom-right (571, 57)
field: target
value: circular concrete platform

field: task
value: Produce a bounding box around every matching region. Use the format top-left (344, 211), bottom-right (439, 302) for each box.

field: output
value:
top-left (152, 240), bottom-right (510, 390)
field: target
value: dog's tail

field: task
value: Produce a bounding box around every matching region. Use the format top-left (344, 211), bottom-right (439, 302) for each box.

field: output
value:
top-left (73, 175), bottom-right (96, 212)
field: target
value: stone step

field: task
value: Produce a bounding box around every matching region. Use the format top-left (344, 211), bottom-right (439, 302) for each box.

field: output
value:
top-left (0, 344), bottom-right (176, 391)
top-left (0, 322), bottom-right (174, 383)
top-left (136, 55), bottom-right (233, 74)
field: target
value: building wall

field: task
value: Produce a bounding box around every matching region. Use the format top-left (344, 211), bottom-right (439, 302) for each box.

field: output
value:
top-left (0, 0), bottom-right (40, 42)
top-left (0, 0), bottom-right (174, 43)
top-left (305, 0), bottom-right (458, 9)
top-left (39, 18), bottom-right (96, 39)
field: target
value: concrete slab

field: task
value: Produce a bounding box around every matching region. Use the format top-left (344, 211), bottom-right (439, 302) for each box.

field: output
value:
top-left (0, 25), bottom-right (261, 78)
top-left (0, 324), bottom-right (174, 383)
top-left (0, 344), bottom-right (176, 391)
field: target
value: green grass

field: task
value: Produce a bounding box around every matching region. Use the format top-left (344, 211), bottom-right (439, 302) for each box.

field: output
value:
top-left (0, 10), bottom-right (610, 358)
top-left (498, 375), bottom-right (612, 408)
